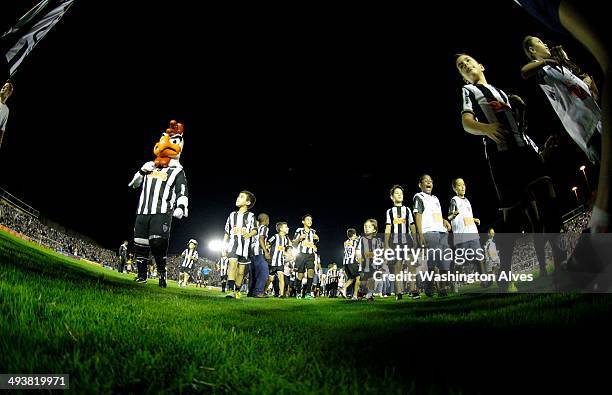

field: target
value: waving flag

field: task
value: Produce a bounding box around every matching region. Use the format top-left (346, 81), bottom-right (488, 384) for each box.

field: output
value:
top-left (1, 0), bottom-right (74, 79)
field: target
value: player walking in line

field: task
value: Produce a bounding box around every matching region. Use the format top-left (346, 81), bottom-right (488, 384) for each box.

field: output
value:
top-left (385, 185), bottom-right (418, 300)
top-left (178, 239), bottom-right (199, 287)
top-left (222, 191), bottom-right (257, 299)
top-left (414, 174), bottom-right (452, 297)
top-left (292, 214), bottom-right (319, 299)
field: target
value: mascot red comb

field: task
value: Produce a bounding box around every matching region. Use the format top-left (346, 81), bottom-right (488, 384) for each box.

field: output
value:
top-left (128, 120), bottom-right (189, 287)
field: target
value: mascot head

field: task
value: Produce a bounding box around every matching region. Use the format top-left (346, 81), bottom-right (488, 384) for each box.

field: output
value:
top-left (153, 120), bottom-right (184, 167)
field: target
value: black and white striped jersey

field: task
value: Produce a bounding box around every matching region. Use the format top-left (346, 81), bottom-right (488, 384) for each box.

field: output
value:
top-left (327, 268), bottom-right (339, 283)
top-left (118, 244), bottom-right (128, 259)
top-left (217, 257), bottom-right (228, 277)
top-left (224, 210), bottom-right (256, 258)
top-left (461, 83), bottom-right (535, 153)
top-left (360, 236), bottom-right (383, 271)
top-left (133, 163), bottom-right (188, 216)
top-left (181, 248), bottom-right (199, 269)
top-left (268, 233), bottom-right (290, 267)
top-left (293, 228), bottom-right (318, 254)
top-left (385, 206), bottom-right (414, 245)
top-left (343, 238), bottom-right (361, 266)
top-left (413, 192), bottom-right (447, 233)
top-left (251, 225), bottom-right (269, 256)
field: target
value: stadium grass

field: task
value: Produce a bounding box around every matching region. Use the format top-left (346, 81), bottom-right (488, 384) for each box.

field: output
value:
top-left (1, 229), bottom-right (611, 394)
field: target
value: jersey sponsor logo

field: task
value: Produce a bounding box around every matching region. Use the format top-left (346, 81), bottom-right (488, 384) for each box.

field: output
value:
top-left (344, 241), bottom-right (354, 247)
top-left (487, 99), bottom-right (511, 113)
top-left (463, 217), bottom-right (475, 226)
top-left (231, 227), bottom-right (247, 236)
top-left (276, 245), bottom-right (285, 251)
top-left (149, 170), bottom-right (169, 181)
top-left (365, 251), bottom-right (374, 259)
top-left (393, 218), bottom-right (406, 225)
top-left (432, 213), bottom-right (443, 223)
top-left (302, 241), bottom-right (316, 249)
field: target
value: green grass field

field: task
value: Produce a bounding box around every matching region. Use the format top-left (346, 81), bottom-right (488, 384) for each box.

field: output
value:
top-left (1, 229), bottom-right (611, 394)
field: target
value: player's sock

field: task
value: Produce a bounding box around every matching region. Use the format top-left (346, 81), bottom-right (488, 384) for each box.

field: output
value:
top-left (305, 278), bottom-right (313, 296)
top-left (221, 281), bottom-right (226, 293)
top-left (295, 280), bottom-right (302, 297)
top-left (227, 280), bottom-right (235, 292)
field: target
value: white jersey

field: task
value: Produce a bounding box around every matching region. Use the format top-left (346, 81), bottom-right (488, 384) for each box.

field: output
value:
top-left (413, 192), bottom-right (446, 233)
top-left (449, 196), bottom-right (479, 243)
top-left (536, 64), bottom-right (601, 163)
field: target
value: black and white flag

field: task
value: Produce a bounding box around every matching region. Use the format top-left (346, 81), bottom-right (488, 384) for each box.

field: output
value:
top-left (1, 0), bottom-right (74, 79)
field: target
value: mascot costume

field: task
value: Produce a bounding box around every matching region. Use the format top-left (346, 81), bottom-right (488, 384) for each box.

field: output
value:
top-left (128, 120), bottom-right (189, 287)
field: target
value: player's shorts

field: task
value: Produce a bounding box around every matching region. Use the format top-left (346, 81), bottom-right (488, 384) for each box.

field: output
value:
top-left (269, 265), bottom-right (283, 275)
top-left (179, 265), bottom-right (194, 275)
top-left (387, 241), bottom-right (415, 262)
top-left (344, 263), bottom-right (360, 280)
top-left (295, 253), bottom-right (315, 272)
top-left (360, 270), bottom-right (373, 281)
top-left (227, 251), bottom-right (250, 264)
top-left (423, 232), bottom-right (452, 271)
top-left (487, 147), bottom-right (550, 209)
top-left (134, 213), bottom-right (172, 240)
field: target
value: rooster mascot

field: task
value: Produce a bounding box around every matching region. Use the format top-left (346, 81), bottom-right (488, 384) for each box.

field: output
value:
top-left (128, 120), bottom-right (189, 287)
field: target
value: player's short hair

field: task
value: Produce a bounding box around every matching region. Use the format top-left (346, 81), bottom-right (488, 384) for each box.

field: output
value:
top-left (240, 190), bottom-right (256, 209)
top-left (276, 222), bottom-right (287, 232)
top-left (389, 184), bottom-right (403, 196)
top-left (419, 174), bottom-right (432, 184)
top-left (522, 36), bottom-right (537, 60)
top-left (364, 219), bottom-right (378, 232)
top-left (258, 213), bottom-right (269, 222)
top-left (347, 228), bottom-right (357, 238)
top-left (452, 177), bottom-right (464, 188)
top-left (302, 214), bottom-right (313, 222)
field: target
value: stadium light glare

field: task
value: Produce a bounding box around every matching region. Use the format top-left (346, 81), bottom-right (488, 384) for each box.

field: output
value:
top-left (208, 240), bottom-right (224, 252)
top-left (572, 186), bottom-right (578, 191)
top-left (579, 165), bottom-right (586, 171)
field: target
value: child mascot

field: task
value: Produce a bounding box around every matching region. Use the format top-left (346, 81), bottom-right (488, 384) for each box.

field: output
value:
top-left (128, 120), bottom-right (189, 287)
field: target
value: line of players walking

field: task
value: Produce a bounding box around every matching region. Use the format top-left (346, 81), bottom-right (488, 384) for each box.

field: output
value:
top-left (213, 174), bottom-right (499, 301)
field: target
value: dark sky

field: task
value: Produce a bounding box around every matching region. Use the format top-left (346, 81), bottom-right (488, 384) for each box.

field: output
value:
top-left (0, 1), bottom-right (600, 263)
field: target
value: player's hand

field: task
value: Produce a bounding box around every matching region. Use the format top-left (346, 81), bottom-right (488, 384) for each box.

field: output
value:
top-left (483, 123), bottom-right (510, 145)
top-left (173, 207), bottom-right (184, 219)
top-left (449, 210), bottom-right (459, 220)
top-left (313, 234), bottom-right (320, 241)
top-left (474, 218), bottom-right (481, 226)
top-left (141, 161), bottom-right (156, 174)
top-left (508, 95), bottom-right (526, 108)
top-left (443, 220), bottom-right (451, 231)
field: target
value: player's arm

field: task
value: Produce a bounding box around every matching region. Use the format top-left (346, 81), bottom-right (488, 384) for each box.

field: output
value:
top-left (461, 113), bottom-right (509, 145)
top-left (448, 199), bottom-right (459, 221)
top-left (128, 161), bottom-right (155, 188)
top-left (384, 209), bottom-right (392, 249)
top-left (521, 59), bottom-right (558, 79)
top-left (413, 196), bottom-right (425, 247)
top-left (244, 214), bottom-right (257, 239)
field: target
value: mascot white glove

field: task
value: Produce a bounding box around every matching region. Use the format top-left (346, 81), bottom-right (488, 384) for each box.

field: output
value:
top-left (173, 207), bottom-right (184, 219)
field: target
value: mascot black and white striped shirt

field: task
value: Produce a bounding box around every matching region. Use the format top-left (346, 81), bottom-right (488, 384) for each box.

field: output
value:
top-left (133, 164), bottom-right (188, 216)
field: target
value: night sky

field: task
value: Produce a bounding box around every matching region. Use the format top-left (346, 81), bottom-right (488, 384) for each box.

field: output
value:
top-left (1, 1), bottom-right (601, 264)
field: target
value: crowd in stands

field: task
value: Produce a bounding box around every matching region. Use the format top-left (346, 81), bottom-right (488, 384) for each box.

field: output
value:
top-left (1, 202), bottom-right (115, 267)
